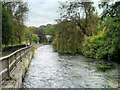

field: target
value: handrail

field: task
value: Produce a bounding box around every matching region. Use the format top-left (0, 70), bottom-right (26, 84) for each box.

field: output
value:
top-left (0, 46), bottom-right (31, 84)
top-left (0, 46), bottom-right (29, 61)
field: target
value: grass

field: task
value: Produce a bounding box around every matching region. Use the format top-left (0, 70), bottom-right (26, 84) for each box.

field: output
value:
top-left (96, 64), bottom-right (113, 72)
top-left (84, 57), bottom-right (113, 72)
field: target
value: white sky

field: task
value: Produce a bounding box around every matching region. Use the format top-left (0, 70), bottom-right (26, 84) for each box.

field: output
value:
top-left (24, 0), bottom-right (103, 27)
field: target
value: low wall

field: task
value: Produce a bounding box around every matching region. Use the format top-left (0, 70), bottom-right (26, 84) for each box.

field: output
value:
top-left (0, 47), bottom-right (33, 89)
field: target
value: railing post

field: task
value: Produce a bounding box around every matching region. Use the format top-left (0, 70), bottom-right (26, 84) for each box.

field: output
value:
top-left (26, 47), bottom-right (29, 57)
top-left (118, 65), bottom-right (120, 88)
top-left (20, 50), bottom-right (22, 62)
top-left (23, 49), bottom-right (25, 58)
top-left (14, 53), bottom-right (17, 67)
top-left (29, 48), bottom-right (31, 60)
top-left (25, 48), bottom-right (27, 58)
top-left (6, 57), bottom-right (10, 79)
top-left (24, 49), bottom-right (26, 58)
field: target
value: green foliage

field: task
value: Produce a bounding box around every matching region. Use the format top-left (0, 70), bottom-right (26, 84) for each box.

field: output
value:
top-left (96, 65), bottom-right (112, 72)
top-left (34, 29), bottom-right (46, 43)
top-left (28, 26), bottom-right (38, 33)
top-left (39, 24), bottom-right (55, 43)
top-left (82, 15), bottom-right (120, 60)
top-left (99, 1), bottom-right (120, 20)
top-left (52, 1), bottom-right (99, 54)
top-left (31, 34), bottom-right (39, 43)
top-left (2, 2), bottom-right (29, 47)
top-left (52, 21), bottom-right (83, 54)
top-left (82, 1), bottom-right (120, 61)
top-left (82, 33), bottom-right (107, 59)
top-left (2, 7), bottom-right (14, 46)
top-left (40, 24), bottom-right (55, 35)
top-left (58, 1), bottom-right (98, 36)
top-left (23, 26), bottom-right (39, 44)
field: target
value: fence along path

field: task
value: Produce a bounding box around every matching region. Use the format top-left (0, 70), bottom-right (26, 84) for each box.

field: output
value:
top-left (0, 46), bottom-right (30, 84)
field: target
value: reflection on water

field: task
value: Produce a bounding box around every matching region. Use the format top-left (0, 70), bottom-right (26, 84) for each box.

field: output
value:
top-left (23, 45), bottom-right (119, 88)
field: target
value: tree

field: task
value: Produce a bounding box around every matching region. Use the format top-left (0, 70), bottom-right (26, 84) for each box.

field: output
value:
top-left (82, 1), bottom-right (120, 61)
top-left (39, 24), bottom-right (55, 43)
top-left (31, 34), bottom-right (39, 44)
top-left (2, 1), bottom-right (29, 46)
top-left (35, 29), bottom-right (46, 43)
top-left (13, 2), bottom-right (29, 44)
top-left (0, 2), bottom-right (2, 55)
top-left (40, 24), bottom-right (55, 35)
top-left (2, 7), bottom-right (14, 46)
top-left (52, 1), bottom-right (99, 54)
top-left (52, 20), bottom-right (84, 54)
top-left (58, 0), bottom-right (98, 36)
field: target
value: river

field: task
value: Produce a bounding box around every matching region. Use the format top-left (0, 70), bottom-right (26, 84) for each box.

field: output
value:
top-left (23, 45), bottom-right (119, 88)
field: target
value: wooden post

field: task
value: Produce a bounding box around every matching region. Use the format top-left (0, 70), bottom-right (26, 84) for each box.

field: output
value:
top-left (24, 49), bottom-right (25, 58)
top-left (14, 53), bottom-right (17, 67)
top-left (20, 50), bottom-right (22, 62)
top-left (24, 49), bottom-right (26, 58)
top-left (6, 57), bottom-right (10, 78)
top-left (118, 66), bottom-right (120, 88)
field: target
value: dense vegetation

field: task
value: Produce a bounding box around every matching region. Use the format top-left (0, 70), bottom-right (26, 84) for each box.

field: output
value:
top-left (52, 1), bottom-right (120, 62)
top-left (2, 1), bottom-right (39, 47)
top-left (52, 21), bottom-right (83, 54)
top-left (40, 24), bottom-right (55, 35)
top-left (0, 2), bottom-right (2, 56)
top-left (82, 1), bottom-right (120, 61)
top-left (39, 24), bottom-right (55, 43)
top-left (24, 24), bottom-right (55, 43)
top-left (53, 1), bottom-right (99, 54)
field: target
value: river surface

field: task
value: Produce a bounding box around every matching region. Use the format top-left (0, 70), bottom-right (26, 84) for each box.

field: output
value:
top-left (23, 45), bottom-right (119, 88)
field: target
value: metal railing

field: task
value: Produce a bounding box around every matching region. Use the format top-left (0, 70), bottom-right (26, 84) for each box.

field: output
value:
top-left (0, 46), bottom-right (30, 84)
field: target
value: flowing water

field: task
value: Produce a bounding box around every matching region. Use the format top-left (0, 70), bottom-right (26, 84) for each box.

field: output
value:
top-left (23, 45), bottom-right (120, 88)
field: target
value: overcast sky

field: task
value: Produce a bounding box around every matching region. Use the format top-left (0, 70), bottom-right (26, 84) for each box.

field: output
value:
top-left (24, 0), bottom-right (102, 27)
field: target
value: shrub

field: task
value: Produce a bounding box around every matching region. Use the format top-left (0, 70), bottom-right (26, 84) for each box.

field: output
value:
top-left (82, 17), bottom-right (120, 60)
top-left (52, 21), bottom-right (84, 54)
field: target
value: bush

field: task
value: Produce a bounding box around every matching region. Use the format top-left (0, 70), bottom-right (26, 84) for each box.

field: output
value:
top-left (82, 32), bottom-right (119, 60)
top-left (52, 21), bottom-right (83, 54)
top-left (31, 34), bottom-right (39, 44)
top-left (82, 17), bottom-right (120, 60)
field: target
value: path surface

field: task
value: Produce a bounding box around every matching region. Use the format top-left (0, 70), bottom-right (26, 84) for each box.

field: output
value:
top-left (23, 45), bottom-right (119, 88)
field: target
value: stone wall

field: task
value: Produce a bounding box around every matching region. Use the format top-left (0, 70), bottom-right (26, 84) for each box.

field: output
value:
top-left (1, 50), bottom-right (33, 89)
